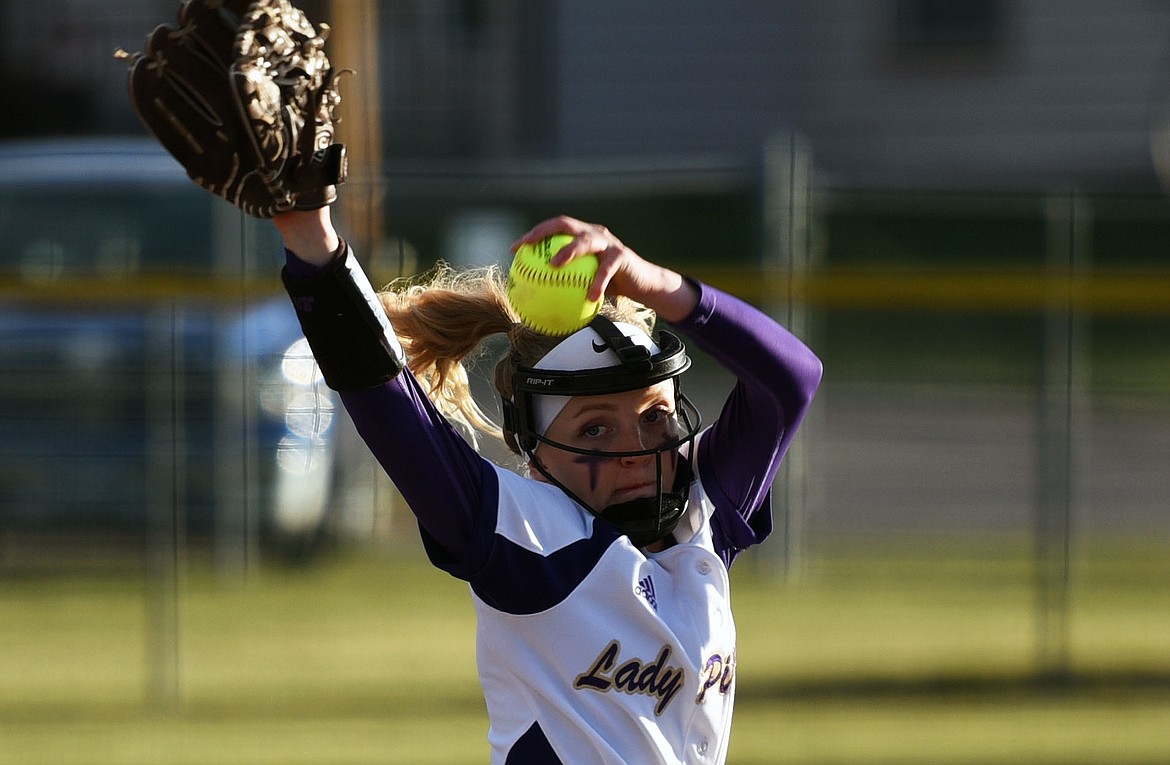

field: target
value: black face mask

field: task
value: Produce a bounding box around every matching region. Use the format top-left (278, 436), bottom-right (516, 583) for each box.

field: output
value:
top-left (525, 430), bottom-right (697, 548)
top-left (504, 316), bottom-right (703, 548)
top-left (597, 458), bottom-right (695, 547)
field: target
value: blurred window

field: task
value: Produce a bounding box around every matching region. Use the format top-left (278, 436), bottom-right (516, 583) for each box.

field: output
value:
top-left (0, 187), bottom-right (215, 281)
top-left (895, 0), bottom-right (1005, 51)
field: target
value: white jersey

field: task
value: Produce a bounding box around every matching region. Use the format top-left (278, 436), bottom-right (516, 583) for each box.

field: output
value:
top-left (299, 256), bottom-right (823, 764)
top-left (472, 453), bottom-right (736, 765)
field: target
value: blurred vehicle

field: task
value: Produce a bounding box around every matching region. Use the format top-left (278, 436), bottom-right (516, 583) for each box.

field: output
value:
top-left (0, 138), bottom-right (339, 560)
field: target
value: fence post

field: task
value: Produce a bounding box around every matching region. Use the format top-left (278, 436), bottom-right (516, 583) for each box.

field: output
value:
top-left (759, 130), bottom-right (818, 580)
top-left (212, 210), bottom-right (262, 580)
top-left (1034, 190), bottom-right (1091, 678)
top-left (145, 300), bottom-right (184, 707)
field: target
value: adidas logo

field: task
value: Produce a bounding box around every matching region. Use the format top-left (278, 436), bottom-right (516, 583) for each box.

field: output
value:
top-left (635, 575), bottom-right (658, 611)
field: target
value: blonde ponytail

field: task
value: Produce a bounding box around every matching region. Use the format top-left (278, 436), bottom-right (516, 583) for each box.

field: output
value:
top-left (379, 262), bottom-right (656, 454)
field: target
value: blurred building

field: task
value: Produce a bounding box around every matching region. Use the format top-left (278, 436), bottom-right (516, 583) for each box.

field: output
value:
top-left (373, 0), bottom-right (1170, 193)
top-left (6, 0), bottom-right (1170, 192)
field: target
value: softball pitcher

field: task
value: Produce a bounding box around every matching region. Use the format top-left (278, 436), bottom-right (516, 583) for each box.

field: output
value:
top-left (275, 207), bottom-right (822, 764)
top-left (119, 3), bottom-right (822, 760)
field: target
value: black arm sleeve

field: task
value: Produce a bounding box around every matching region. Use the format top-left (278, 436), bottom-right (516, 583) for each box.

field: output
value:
top-left (280, 241), bottom-right (407, 391)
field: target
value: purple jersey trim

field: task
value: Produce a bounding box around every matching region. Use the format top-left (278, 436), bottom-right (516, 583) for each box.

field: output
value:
top-left (470, 520), bottom-right (620, 614)
top-left (505, 722), bottom-right (564, 764)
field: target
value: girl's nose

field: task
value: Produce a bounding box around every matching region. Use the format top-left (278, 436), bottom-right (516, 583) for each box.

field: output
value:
top-left (617, 427), bottom-right (652, 463)
top-left (619, 450), bottom-right (651, 465)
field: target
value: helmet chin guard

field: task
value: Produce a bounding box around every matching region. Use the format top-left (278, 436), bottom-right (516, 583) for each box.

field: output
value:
top-left (501, 315), bottom-right (703, 547)
top-left (592, 457), bottom-right (695, 547)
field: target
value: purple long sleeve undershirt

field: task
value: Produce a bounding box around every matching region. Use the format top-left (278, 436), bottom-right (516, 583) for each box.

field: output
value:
top-left (677, 282), bottom-right (823, 550)
top-left (285, 249), bottom-right (822, 565)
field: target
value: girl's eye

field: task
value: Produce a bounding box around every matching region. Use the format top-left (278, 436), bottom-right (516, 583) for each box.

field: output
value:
top-left (643, 408), bottom-right (671, 424)
top-left (644, 409), bottom-right (681, 442)
top-left (581, 423), bottom-right (607, 439)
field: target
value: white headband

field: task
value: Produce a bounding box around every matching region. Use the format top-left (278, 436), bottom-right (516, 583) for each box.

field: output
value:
top-left (531, 321), bottom-right (661, 438)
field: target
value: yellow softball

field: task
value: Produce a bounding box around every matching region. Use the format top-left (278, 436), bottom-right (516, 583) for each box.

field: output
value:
top-left (507, 234), bottom-right (602, 336)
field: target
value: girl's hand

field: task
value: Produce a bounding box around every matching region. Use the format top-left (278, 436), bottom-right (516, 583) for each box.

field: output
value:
top-left (511, 215), bottom-right (699, 324)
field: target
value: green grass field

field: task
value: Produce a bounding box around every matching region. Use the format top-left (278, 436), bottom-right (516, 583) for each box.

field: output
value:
top-left (1, 535), bottom-right (1168, 764)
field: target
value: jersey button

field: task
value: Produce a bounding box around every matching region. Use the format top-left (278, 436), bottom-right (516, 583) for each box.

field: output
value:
top-left (695, 738), bottom-right (710, 756)
top-left (697, 560), bottom-right (712, 575)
